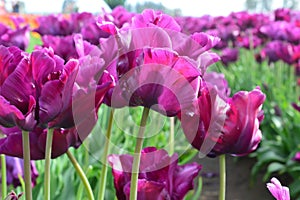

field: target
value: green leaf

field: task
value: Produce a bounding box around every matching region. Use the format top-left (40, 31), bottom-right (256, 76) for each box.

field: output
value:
top-left (263, 162), bottom-right (285, 181)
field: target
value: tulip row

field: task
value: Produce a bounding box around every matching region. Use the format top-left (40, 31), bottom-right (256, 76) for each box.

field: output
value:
top-left (0, 6), bottom-right (295, 200)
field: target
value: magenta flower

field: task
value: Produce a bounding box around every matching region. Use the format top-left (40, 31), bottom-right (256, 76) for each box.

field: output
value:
top-left (236, 33), bottom-right (262, 49)
top-left (220, 48), bottom-right (239, 66)
top-left (5, 191), bottom-right (23, 200)
top-left (81, 22), bottom-right (110, 45)
top-left (49, 34), bottom-right (115, 130)
top-left (0, 126), bottom-right (81, 160)
top-left (1, 155), bottom-right (39, 187)
top-left (267, 177), bottom-right (290, 200)
top-left (98, 12), bottom-right (220, 116)
top-left (203, 71), bottom-right (230, 99)
top-left (258, 41), bottom-right (293, 64)
top-left (0, 18), bottom-right (30, 50)
top-left (41, 35), bottom-right (78, 62)
top-left (106, 6), bottom-right (135, 28)
top-left (180, 86), bottom-right (265, 157)
top-left (132, 9), bottom-right (181, 31)
top-left (110, 48), bottom-right (202, 117)
top-left (274, 8), bottom-right (291, 22)
top-left (259, 21), bottom-right (300, 44)
top-left (292, 97), bottom-right (300, 112)
top-left (108, 147), bottom-right (202, 200)
top-left (0, 45), bottom-right (78, 130)
top-left (34, 14), bottom-right (73, 36)
top-left (293, 152), bottom-right (300, 162)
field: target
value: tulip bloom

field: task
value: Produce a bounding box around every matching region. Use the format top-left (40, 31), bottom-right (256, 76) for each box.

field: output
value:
top-left (132, 9), bottom-right (181, 31)
top-left (0, 155), bottom-right (39, 187)
top-left (0, 126), bottom-right (81, 160)
top-left (293, 152), bottom-right (300, 162)
top-left (180, 86), bottom-right (265, 157)
top-left (267, 177), bottom-right (290, 200)
top-left (98, 11), bottom-right (220, 115)
top-left (41, 35), bottom-right (78, 62)
top-left (4, 191), bottom-right (23, 200)
top-left (292, 97), bottom-right (300, 112)
top-left (0, 17), bottom-right (30, 50)
top-left (220, 48), bottom-right (239, 66)
top-left (0, 45), bottom-right (78, 130)
top-left (49, 34), bottom-right (115, 131)
top-left (203, 72), bottom-right (230, 99)
top-left (34, 13), bottom-right (94, 36)
top-left (108, 147), bottom-right (202, 200)
top-left (110, 48), bottom-right (202, 117)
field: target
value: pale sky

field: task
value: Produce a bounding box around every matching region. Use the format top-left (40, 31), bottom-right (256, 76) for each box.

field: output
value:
top-left (5, 0), bottom-right (288, 16)
top-left (128, 0), bottom-right (247, 16)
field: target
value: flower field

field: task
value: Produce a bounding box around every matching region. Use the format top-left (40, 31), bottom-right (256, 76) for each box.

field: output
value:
top-left (0, 6), bottom-right (299, 200)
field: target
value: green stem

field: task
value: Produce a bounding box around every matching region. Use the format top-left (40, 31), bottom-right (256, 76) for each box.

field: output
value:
top-left (192, 177), bottom-right (203, 200)
top-left (169, 117), bottom-right (175, 155)
top-left (77, 134), bottom-right (91, 199)
top-left (129, 107), bottom-right (150, 200)
top-left (98, 109), bottom-right (114, 200)
top-left (18, 174), bottom-right (25, 193)
top-left (22, 130), bottom-right (32, 200)
top-left (1, 154), bottom-right (7, 199)
top-left (44, 128), bottom-right (54, 200)
top-left (219, 154), bottom-right (226, 200)
top-left (67, 150), bottom-right (95, 200)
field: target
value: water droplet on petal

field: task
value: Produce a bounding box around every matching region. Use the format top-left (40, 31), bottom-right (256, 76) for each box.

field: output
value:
top-left (187, 111), bottom-right (195, 117)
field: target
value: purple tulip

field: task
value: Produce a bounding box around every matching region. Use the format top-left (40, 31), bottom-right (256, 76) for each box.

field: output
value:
top-left (81, 22), bottom-right (110, 45)
top-left (0, 126), bottom-right (81, 160)
top-left (132, 9), bottom-right (181, 31)
top-left (109, 47), bottom-right (202, 117)
top-left (34, 14), bottom-right (73, 36)
top-left (220, 48), bottom-right (239, 66)
top-left (267, 177), bottom-right (290, 200)
top-left (236, 33), bottom-right (262, 49)
top-left (41, 35), bottom-right (78, 62)
top-left (102, 6), bottom-right (135, 29)
top-left (4, 191), bottom-right (23, 200)
top-left (0, 155), bottom-right (38, 187)
top-left (40, 32), bottom-right (106, 62)
top-left (48, 34), bottom-right (115, 130)
top-left (293, 152), bottom-right (300, 162)
top-left (203, 71), bottom-right (230, 99)
top-left (180, 86), bottom-right (265, 157)
top-left (259, 21), bottom-right (300, 44)
top-left (98, 11), bottom-right (220, 115)
top-left (274, 8), bottom-right (291, 22)
top-left (0, 45), bottom-right (79, 130)
top-left (258, 41), bottom-right (293, 64)
top-left (0, 17), bottom-right (30, 50)
top-left (108, 147), bottom-right (202, 200)
top-left (292, 102), bottom-right (300, 112)
top-left (34, 12), bottom-right (97, 36)
top-left (70, 12), bottom-right (97, 33)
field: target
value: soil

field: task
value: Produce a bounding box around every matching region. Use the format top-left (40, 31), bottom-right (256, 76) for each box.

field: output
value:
top-left (197, 156), bottom-right (274, 200)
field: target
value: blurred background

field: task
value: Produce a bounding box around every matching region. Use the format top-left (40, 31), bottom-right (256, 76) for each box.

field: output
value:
top-left (0, 0), bottom-right (299, 16)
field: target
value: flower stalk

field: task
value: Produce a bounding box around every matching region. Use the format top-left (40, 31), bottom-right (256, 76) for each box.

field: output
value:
top-left (44, 128), bottom-right (54, 200)
top-left (67, 150), bottom-right (94, 200)
top-left (98, 109), bottom-right (114, 200)
top-left (22, 130), bottom-right (32, 200)
top-left (129, 107), bottom-right (150, 200)
top-left (169, 117), bottom-right (175, 155)
top-left (219, 154), bottom-right (226, 200)
top-left (1, 154), bottom-right (7, 199)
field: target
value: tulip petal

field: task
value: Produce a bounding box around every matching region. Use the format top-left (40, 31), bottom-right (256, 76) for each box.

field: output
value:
top-left (123, 179), bottom-right (166, 200)
top-left (173, 162), bottom-right (202, 199)
top-left (38, 80), bottom-right (64, 125)
top-left (0, 96), bottom-right (24, 127)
